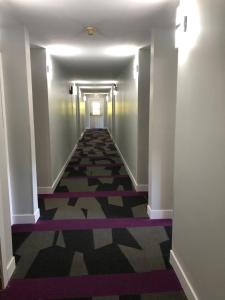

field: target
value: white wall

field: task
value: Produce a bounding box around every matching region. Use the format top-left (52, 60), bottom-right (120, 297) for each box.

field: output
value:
top-left (31, 50), bottom-right (79, 192)
top-left (106, 89), bottom-right (113, 133)
top-left (79, 91), bottom-right (86, 134)
top-left (113, 49), bottom-right (150, 190)
top-left (47, 56), bottom-right (78, 185)
top-left (137, 47), bottom-right (150, 185)
top-left (0, 53), bottom-right (15, 287)
top-left (31, 48), bottom-right (52, 188)
top-left (0, 4), bottom-right (39, 224)
top-left (0, 2), bottom-right (40, 285)
top-left (148, 29), bottom-right (177, 219)
top-left (171, 1), bottom-right (225, 299)
top-left (114, 56), bottom-right (139, 182)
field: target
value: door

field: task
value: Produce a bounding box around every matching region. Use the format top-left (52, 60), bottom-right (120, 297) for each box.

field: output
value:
top-left (87, 98), bottom-right (105, 129)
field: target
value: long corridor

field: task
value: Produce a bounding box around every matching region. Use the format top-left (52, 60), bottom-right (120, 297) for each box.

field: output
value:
top-left (3, 129), bottom-right (186, 299)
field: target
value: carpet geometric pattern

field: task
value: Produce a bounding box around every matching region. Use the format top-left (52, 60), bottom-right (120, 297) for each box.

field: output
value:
top-left (12, 226), bottom-right (172, 279)
top-left (1, 129), bottom-right (187, 300)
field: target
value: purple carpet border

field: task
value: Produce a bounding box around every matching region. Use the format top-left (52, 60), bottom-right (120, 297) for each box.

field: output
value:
top-left (39, 190), bottom-right (148, 198)
top-left (73, 155), bottom-right (120, 159)
top-left (62, 174), bottom-right (130, 179)
top-left (1, 271), bottom-right (182, 300)
top-left (68, 163), bottom-right (124, 167)
top-left (12, 218), bottom-right (172, 232)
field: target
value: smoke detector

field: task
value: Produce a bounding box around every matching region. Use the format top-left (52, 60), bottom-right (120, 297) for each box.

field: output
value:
top-left (85, 26), bottom-right (97, 36)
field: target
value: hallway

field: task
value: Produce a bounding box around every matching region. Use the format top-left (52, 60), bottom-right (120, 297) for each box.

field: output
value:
top-left (3, 129), bottom-right (186, 299)
top-left (1, 0), bottom-right (225, 299)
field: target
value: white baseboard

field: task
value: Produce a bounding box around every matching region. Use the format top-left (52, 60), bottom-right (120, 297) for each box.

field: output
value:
top-left (38, 186), bottom-right (53, 194)
top-left (6, 256), bottom-right (15, 285)
top-left (12, 208), bottom-right (40, 224)
top-left (170, 250), bottom-right (199, 300)
top-left (110, 135), bottom-right (148, 192)
top-left (136, 184), bottom-right (148, 192)
top-left (147, 204), bottom-right (173, 219)
top-left (38, 142), bottom-right (79, 194)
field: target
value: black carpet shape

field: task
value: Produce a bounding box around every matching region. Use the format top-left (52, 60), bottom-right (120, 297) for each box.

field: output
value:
top-left (68, 198), bottom-right (78, 206)
top-left (84, 243), bottom-right (135, 275)
top-left (26, 246), bottom-right (74, 278)
top-left (102, 204), bottom-right (133, 218)
top-left (112, 228), bottom-right (142, 250)
top-left (81, 208), bottom-right (88, 218)
top-left (55, 185), bottom-right (69, 193)
top-left (88, 178), bottom-right (101, 186)
top-left (62, 230), bottom-right (94, 252)
top-left (114, 177), bottom-right (133, 190)
top-left (39, 207), bottom-right (58, 220)
top-left (120, 296), bottom-right (141, 300)
top-left (160, 227), bottom-right (172, 270)
top-left (12, 232), bottom-right (32, 253)
top-left (123, 196), bottom-right (147, 208)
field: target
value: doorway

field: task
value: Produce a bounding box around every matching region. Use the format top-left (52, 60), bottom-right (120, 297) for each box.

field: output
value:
top-left (86, 97), bottom-right (105, 129)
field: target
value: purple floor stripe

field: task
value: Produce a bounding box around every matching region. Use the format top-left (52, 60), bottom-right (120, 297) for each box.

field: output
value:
top-left (62, 174), bottom-right (129, 179)
top-left (68, 163), bottom-right (124, 167)
top-left (39, 190), bottom-right (148, 198)
top-left (72, 156), bottom-right (120, 159)
top-left (12, 218), bottom-right (172, 232)
top-left (2, 271), bottom-right (182, 300)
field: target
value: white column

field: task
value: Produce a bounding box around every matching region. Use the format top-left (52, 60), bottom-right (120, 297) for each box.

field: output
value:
top-left (148, 28), bottom-right (178, 219)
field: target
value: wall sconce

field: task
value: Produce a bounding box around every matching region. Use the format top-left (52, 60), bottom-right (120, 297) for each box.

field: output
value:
top-left (69, 85), bottom-right (73, 95)
top-left (113, 84), bottom-right (118, 96)
top-left (175, 4), bottom-right (188, 49)
top-left (106, 95), bottom-right (109, 102)
top-left (83, 95), bottom-right (87, 102)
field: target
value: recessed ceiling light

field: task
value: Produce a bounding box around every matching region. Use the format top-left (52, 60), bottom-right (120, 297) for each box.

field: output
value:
top-left (133, 0), bottom-right (165, 3)
top-left (46, 44), bottom-right (81, 57)
top-left (85, 26), bottom-right (97, 36)
top-left (104, 45), bottom-right (138, 57)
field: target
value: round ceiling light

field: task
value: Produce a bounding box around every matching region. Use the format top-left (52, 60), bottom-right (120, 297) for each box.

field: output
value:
top-left (104, 45), bottom-right (138, 57)
top-left (46, 44), bottom-right (81, 57)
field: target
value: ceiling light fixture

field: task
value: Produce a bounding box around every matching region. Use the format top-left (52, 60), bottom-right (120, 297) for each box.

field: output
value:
top-left (46, 44), bottom-right (81, 57)
top-left (104, 45), bottom-right (138, 57)
top-left (85, 26), bottom-right (97, 36)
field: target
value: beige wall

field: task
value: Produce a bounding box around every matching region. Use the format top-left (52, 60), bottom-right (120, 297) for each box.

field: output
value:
top-left (171, 0), bottom-right (225, 299)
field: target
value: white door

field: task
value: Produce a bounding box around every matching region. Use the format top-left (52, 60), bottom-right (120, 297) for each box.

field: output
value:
top-left (0, 53), bottom-right (14, 288)
top-left (87, 98), bottom-right (105, 129)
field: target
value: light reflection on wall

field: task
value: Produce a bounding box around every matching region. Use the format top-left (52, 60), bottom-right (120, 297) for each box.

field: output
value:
top-left (133, 54), bottom-right (139, 83)
top-left (46, 53), bottom-right (53, 82)
top-left (176, 0), bottom-right (201, 65)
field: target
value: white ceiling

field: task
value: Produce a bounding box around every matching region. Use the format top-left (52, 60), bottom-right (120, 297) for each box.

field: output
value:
top-left (5, 0), bottom-right (178, 80)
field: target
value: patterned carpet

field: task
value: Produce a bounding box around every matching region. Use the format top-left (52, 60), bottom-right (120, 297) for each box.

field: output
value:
top-left (1, 129), bottom-right (187, 300)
